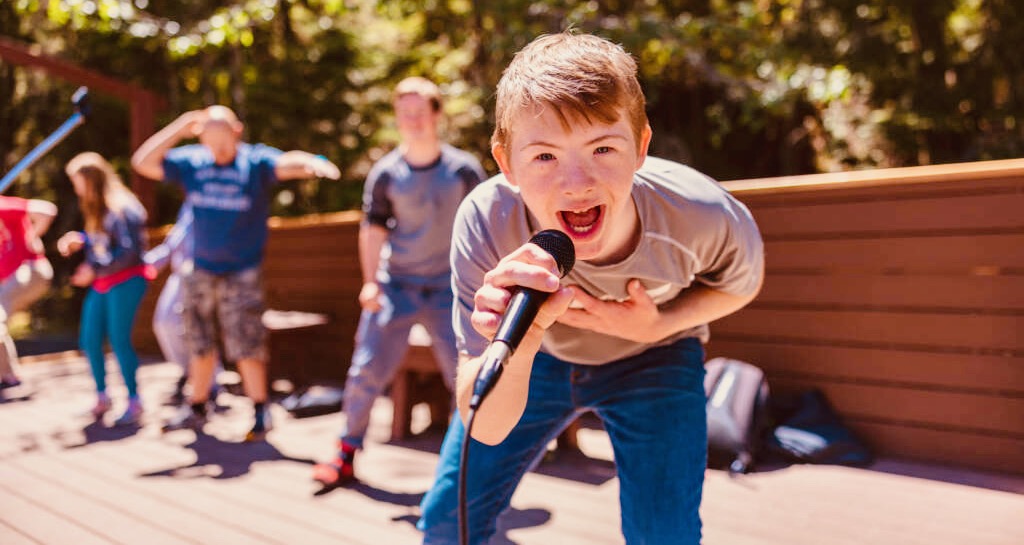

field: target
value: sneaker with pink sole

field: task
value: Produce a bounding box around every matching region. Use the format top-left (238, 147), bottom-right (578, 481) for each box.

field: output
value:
top-left (90, 395), bottom-right (113, 420)
top-left (113, 400), bottom-right (144, 427)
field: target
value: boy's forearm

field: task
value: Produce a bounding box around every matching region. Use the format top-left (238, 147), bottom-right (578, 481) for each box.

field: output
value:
top-left (456, 324), bottom-right (545, 445)
top-left (357, 223), bottom-right (387, 284)
top-left (658, 281), bottom-right (762, 337)
top-left (131, 113), bottom-right (195, 180)
top-left (274, 151), bottom-right (340, 181)
top-left (273, 151), bottom-right (313, 180)
top-left (143, 242), bottom-right (171, 271)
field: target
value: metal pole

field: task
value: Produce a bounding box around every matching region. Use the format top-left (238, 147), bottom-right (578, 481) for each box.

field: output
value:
top-left (0, 87), bottom-right (89, 193)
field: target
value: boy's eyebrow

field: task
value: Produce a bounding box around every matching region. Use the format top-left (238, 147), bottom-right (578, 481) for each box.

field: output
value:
top-left (519, 132), bottom-right (630, 151)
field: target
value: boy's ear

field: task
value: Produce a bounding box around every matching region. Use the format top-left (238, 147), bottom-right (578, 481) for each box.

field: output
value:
top-left (636, 124), bottom-right (653, 169)
top-left (491, 143), bottom-right (516, 185)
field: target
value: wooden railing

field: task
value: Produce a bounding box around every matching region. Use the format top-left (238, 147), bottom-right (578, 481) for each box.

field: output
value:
top-left (713, 158), bottom-right (1024, 475)
top-left (133, 158), bottom-right (1024, 474)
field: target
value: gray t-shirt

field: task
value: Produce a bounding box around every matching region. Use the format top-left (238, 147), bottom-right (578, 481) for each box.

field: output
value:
top-left (363, 143), bottom-right (486, 288)
top-left (451, 156), bottom-right (764, 365)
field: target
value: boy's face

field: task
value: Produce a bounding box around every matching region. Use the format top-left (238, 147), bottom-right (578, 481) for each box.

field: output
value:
top-left (493, 105), bottom-right (651, 263)
top-left (198, 119), bottom-right (241, 165)
top-left (395, 93), bottom-right (440, 146)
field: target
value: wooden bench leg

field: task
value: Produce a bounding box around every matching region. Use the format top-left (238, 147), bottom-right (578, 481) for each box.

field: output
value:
top-left (390, 369), bottom-right (412, 441)
top-left (427, 391), bottom-right (452, 432)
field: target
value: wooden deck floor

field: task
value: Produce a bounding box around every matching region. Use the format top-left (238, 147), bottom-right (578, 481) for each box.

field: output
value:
top-left (1, 353), bottom-right (1022, 545)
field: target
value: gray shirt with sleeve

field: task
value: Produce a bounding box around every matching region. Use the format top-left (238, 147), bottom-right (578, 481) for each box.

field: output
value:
top-left (363, 143), bottom-right (486, 289)
top-left (450, 156), bottom-right (764, 365)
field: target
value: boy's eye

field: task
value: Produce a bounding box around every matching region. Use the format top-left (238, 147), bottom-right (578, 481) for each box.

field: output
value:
top-left (536, 152), bottom-right (556, 161)
top-left (595, 146), bottom-right (613, 154)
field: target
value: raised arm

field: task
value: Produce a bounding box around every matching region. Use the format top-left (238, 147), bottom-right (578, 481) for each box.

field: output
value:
top-left (131, 110), bottom-right (206, 180)
top-left (274, 151), bottom-right (341, 181)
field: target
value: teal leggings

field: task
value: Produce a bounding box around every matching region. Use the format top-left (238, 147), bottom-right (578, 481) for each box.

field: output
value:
top-left (80, 276), bottom-right (147, 397)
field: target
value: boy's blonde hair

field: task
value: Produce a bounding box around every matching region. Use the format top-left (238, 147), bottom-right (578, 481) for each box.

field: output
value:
top-left (65, 151), bottom-right (145, 234)
top-left (491, 32), bottom-right (648, 152)
top-left (394, 76), bottom-right (443, 112)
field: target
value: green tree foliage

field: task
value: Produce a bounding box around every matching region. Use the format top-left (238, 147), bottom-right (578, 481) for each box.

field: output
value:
top-left (2, 0), bottom-right (1021, 336)
top-left (4, 0), bottom-right (1023, 204)
top-left (784, 0), bottom-right (1023, 165)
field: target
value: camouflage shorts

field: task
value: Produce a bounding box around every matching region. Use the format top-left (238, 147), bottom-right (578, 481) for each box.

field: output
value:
top-left (182, 264), bottom-right (267, 362)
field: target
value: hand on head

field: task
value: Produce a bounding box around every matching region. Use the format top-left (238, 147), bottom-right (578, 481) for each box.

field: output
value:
top-left (176, 110), bottom-right (208, 139)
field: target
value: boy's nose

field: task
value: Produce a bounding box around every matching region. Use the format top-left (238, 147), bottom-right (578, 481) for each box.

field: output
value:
top-left (560, 163), bottom-right (596, 195)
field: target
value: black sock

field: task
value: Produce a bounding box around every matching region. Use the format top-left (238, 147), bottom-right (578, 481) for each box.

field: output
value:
top-left (253, 402), bottom-right (266, 428)
top-left (191, 402), bottom-right (207, 417)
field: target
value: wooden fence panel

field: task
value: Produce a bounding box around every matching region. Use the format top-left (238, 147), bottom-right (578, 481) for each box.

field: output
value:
top-left (714, 158), bottom-right (1024, 474)
top-left (131, 160), bottom-right (1024, 474)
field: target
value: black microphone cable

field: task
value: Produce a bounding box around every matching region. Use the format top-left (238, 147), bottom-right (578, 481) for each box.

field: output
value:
top-left (458, 230), bottom-right (574, 545)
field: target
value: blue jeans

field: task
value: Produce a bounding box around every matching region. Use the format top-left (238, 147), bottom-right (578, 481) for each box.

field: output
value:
top-left (339, 279), bottom-right (459, 448)
top-left (80, 275), bottom-right (148, 398)
top-left (418, 337), bottom-right (707, 545)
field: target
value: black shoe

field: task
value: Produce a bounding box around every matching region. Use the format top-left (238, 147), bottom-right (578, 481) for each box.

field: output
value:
top-left (168, 389), bottom-right (186, 406)
top-left (168, 375), bottom-right (188, 405)
top-left (243, 408), bottom-right (273, 442)
top-left (161, 406), bottom-right (206, 433)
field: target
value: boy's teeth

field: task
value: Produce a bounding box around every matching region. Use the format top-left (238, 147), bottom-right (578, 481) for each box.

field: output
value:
top-left (568, 223), bottom-right (595, 234)
top-left (564, 207), bottom-right (598, 224)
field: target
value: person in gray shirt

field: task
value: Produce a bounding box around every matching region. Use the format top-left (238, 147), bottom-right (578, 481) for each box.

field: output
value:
top-left (313, 77), bottom-right (486, 487)
top-left (417, 33), bottom-right (764, 545)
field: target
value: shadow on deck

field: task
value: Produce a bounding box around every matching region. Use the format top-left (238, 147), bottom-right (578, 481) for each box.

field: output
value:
top-left (1, 354), bottom-right (1021, 545)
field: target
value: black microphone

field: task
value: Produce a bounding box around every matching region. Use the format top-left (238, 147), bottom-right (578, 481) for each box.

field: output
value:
top-left (469, 229), bottom-right (575, 410)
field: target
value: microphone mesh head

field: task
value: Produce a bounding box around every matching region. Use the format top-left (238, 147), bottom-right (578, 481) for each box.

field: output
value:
top-left (530, 230), bottom-right (576, 278)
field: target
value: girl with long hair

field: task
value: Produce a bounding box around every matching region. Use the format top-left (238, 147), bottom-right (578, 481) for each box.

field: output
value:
top-left (58, 152), bottom-right (153, 426)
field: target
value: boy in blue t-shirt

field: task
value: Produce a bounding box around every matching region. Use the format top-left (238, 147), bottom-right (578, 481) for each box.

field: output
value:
top-left (132, 105), bottom-right (340, 441)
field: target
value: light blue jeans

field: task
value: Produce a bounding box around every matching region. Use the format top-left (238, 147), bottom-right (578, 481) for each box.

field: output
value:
top-left (339, 279), bottom-right (459, 448)
top-left (80, 275), bottom-right (148, 398)
top-left (152, 272), bottom-right (189, 370)
top-left (417, 337), bottom-right (707, 545)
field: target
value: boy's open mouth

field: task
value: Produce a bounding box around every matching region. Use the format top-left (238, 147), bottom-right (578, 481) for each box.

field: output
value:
top-left (560, 205), bottom-right (603, 235)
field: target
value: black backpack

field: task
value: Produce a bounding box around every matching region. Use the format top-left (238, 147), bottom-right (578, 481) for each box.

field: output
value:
top-left (767, 389), bottom-right (874, 467)
top-left (703, 357), bottom-right (772, 474)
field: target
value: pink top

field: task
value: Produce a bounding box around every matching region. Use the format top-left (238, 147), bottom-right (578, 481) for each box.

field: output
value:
top-left (0, 197), bottom-right (45, 282)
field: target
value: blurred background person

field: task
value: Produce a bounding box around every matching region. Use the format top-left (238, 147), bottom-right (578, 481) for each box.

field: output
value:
top-left (58, 152), bottom-right (152, 426)
top-left (312, 77), bottom-right (486, 487)
top-left (132, 105), bottom-right (341, 441)
top-left (0, 195), bottom-right (57, 391)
